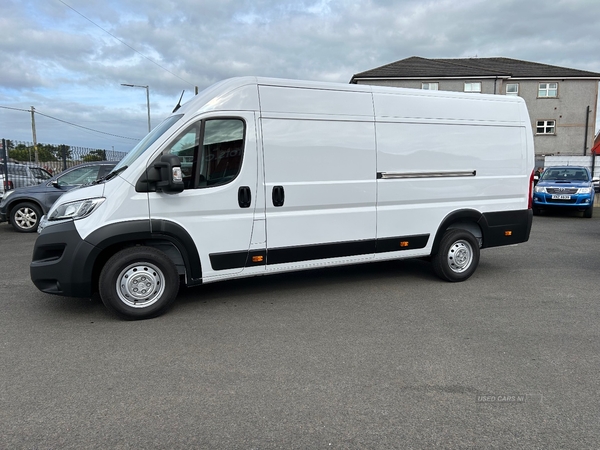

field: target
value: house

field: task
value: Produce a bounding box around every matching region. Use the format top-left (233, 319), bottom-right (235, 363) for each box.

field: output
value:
top-left (350, 57), bottom-right (600, 163)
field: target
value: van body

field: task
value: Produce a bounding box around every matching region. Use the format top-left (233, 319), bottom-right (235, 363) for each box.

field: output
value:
top-left (30, 77), bottom-right (534, 319)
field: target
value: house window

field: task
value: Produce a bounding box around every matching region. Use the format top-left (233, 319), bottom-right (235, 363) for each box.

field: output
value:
top-left (506, 83), bottom-right (519, 96)
top-left (464, 82), bottom-right (482, 93)
top-left (422, 82), bottom-right (438, 90)
top-left (538, 82), bottom-right (558, 97)
top-left (536, 120), bottom-right (556, 135)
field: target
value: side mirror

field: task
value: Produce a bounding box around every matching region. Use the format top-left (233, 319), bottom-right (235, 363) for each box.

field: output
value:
top-left (154, 155), bottom-right (184, 194)
top-left (51, 180), bottom-right (61, 189)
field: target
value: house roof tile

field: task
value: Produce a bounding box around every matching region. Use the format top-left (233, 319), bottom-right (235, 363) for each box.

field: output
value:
top-left (351, 56), bottom-right (600, 81)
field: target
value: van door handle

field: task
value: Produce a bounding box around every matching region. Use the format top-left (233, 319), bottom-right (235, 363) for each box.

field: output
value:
top-left (272, 186), bottom-right (285, 207)
top-left (238, 186), bottom-right (251, 208)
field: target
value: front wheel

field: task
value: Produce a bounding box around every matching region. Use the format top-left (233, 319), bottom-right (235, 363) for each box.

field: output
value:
top-left (99, 246), bottom-right (180, 320)
top-left (10, 202), bottom-right (42, 233)
top-left (583, 207), bottom-right (593, 218)
top-left (432, 229), bottom-right (480, 282)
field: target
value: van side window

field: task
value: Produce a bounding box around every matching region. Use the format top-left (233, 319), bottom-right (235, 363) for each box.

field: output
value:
top-left (160, 118), bottom-right (245, 189)
top-left (200, 119), bottom-right (245, 188)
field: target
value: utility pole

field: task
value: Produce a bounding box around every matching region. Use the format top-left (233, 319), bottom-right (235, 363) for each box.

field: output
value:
top-left (30, 106), bottom-right (39, 163)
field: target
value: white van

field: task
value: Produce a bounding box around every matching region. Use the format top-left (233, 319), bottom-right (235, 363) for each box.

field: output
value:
top-left (30, 77), bottom-right (534, 319)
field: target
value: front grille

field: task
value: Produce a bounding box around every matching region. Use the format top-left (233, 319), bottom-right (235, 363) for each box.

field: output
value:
top-left (547, 187), bottom-right (578, 194)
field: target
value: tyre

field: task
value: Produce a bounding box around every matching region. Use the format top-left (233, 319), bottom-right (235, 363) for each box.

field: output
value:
top-left (99, 246), bottom-right (180, 320)
top-left (10, 202), bottom-right (42, 233)
top-left (583, 207), bottom-right (593, 218)
top-left (532, 207), bottom-right (541, 216)
top-left (432, 229), bottom-right (480, 282)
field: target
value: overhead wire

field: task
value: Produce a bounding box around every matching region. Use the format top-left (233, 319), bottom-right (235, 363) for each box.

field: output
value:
top-left (0, 105), bottom-right (140, 141)
top-left (57, 0), bottom-right (195, 88)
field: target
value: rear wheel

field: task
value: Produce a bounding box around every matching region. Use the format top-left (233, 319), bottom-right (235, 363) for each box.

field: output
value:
top-left (99, 246), bottom-right (179, 320)
top-left (10, 202), bottom-right (42, 233)
top-left (432, 229), bottom-right (480, 282)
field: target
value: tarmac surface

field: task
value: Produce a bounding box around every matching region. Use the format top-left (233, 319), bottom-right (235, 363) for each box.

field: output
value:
top-left (1, 209), bottom-right (599, 449)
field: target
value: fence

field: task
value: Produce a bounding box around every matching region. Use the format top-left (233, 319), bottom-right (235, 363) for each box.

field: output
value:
top-left (1, 139), bottom-right (127, 191)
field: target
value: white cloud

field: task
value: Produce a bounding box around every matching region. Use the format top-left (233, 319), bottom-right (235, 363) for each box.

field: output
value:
top-left (1, 0), bottom-right (599, 152)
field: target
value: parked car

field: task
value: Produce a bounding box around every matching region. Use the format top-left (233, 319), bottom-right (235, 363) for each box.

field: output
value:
top-left (0, 162), bottom-right (53, 194)
top-left (0, 161), bottom-right (117, 232)
top-left (533, 166), bottom-right (595, 218)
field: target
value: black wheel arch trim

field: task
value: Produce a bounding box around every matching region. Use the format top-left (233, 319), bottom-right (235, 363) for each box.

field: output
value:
top-left (432, 209), bottom-right (483, 255)
top-left (86, 219), bottom-right (202, 283)
top-left (432, 208), bottom-right (532, 254)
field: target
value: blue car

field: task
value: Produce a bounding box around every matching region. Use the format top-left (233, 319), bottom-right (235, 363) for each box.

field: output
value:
top-left (533, 166), bottom-right (595, 218)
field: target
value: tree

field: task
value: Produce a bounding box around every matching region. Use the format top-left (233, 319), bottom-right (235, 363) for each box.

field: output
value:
top-left (83, 149), bottom-right (107, 162)
top-left (8, 143), bottom-right (70, 162)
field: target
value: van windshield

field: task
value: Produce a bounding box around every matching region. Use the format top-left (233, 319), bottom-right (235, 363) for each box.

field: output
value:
top-left (112, 114), bottom-right (184, 173)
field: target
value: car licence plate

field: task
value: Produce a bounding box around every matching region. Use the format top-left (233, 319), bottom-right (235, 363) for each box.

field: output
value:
top-left (551, 194), bottom-right (571, 200)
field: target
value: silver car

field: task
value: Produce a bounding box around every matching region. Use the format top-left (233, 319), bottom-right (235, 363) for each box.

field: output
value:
top-left (0, 162), bottom-right (53, 194)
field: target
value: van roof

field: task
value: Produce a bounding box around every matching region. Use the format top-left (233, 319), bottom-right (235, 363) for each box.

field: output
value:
top-left (176, 76), bottom-right (526, 118)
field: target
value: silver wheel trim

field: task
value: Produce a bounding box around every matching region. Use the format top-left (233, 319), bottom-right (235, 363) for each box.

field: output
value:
top-left (14, 207), bottom-right (38, 230)
top-left (116, 262), bottom-right (166, 308)
top-left (446, 239), bottom-right (473, 273)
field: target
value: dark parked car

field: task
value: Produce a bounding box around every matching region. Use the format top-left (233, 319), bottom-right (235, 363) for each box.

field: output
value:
top-left (0, 161), bottom-right (117, 232)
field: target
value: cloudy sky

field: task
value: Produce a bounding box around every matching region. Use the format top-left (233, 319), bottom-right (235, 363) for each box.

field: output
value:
top-left (1, 0), bottom-right (599, 153)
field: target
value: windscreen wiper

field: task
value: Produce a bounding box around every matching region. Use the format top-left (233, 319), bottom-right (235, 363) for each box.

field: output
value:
top-left (92, 165), bottom-right (128, 184)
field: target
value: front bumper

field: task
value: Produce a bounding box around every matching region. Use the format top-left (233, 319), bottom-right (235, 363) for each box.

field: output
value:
top-left (30, 220), bottom-right (99, 298)
top-left (0, 202), bottom-right (8, 222)
top-left (533, 193), bottom-right (593, 209)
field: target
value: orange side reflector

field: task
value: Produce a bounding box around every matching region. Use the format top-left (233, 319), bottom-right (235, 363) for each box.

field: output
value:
top-left (505, 231), bottom-right (513, 236)
top-left (400, 241), bottom-right (409, 247)
top-left (252, 255), bottom-right (264, 262)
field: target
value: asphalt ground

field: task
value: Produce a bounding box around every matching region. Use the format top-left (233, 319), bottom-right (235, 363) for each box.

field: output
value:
top-left (1, 209), bottom-right (599, 449)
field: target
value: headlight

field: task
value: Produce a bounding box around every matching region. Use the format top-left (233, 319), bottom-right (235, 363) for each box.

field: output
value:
top-left (1, 190), bottom-right (15, 201)
top-left (534, 186), bottom-right (546, 193)
top-left (48, 197), bottom-right (105, 221)
top-left (577, 187), bottom-right (592, 194)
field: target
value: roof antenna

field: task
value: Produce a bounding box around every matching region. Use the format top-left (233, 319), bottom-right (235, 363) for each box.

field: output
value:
top-left (172, 90), bottom-right (185, 113)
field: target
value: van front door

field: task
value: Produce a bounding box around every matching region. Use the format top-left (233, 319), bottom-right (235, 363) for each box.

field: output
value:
top-left (147, 112), bottom-right (261, 280)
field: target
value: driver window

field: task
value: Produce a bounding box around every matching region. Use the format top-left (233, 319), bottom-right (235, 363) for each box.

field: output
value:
top-left (162, 123), bottom-right (200, 189)
top-left (160, 118), bottom-right (245, 189)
